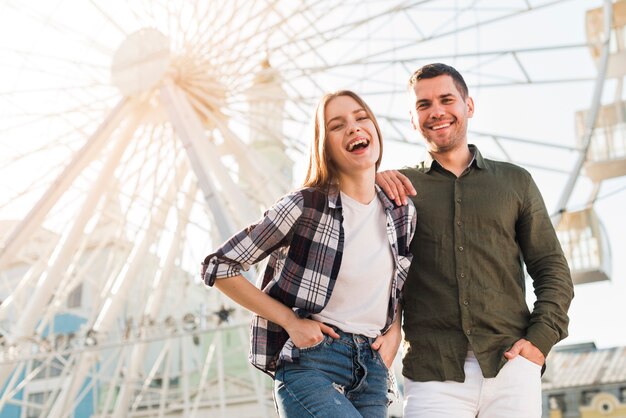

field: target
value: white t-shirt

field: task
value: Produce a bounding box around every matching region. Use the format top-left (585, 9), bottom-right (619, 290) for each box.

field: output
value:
top-left (312, 191), bottom-right (394, 337)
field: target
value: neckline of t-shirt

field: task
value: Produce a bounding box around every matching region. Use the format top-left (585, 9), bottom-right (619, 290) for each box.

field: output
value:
top-left (340, 190), bottom-right (378, 210)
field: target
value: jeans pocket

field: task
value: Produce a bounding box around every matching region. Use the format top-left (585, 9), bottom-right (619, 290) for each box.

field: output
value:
top-left (372, 351), bottom-right (399, 405)
top-left (374, 350), bottom-right (390, 371)
top-left (517, 355), bottom-right (543, 371)
top-left (299, 334), bottom-right (330, 353)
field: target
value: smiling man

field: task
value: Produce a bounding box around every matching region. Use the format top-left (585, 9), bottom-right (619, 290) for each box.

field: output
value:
top-left (376, 63), bottom-right (574, 418)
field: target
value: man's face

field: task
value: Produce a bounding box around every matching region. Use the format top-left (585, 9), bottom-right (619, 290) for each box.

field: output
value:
top-left (409, 74), bottom-right (474, 154)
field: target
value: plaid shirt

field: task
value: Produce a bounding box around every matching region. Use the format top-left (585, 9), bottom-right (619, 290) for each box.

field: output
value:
top-left (202, 185), bottom-right (416, 375)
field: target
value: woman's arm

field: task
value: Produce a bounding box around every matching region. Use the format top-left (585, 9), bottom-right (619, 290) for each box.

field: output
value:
top-left (215, 275), bottom-right (339, 347)
top-left (202, 191), bottom-right (304, 287)
top-left (371, 303), bottom-right (402, 369)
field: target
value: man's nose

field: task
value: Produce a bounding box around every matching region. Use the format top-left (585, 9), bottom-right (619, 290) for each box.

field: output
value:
top-left (430, 104), bottom-right (445, 118)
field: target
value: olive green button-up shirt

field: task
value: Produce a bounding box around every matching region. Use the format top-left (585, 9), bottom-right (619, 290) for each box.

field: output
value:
top-left (400, 145), bottom-right (574, 382)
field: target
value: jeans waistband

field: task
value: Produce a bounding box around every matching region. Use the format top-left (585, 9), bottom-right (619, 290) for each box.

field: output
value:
top-left (325, 324), bottom-right (378, 346)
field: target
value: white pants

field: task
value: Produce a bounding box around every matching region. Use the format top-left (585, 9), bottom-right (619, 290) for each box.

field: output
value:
top-left (403, 352), bottom-right (542, 418)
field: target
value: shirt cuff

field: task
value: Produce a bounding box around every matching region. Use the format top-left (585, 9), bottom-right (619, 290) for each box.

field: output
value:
top-left (202, 256), bottom-right (242, 287)
top-left (525, 323), bottom-right (558, 357)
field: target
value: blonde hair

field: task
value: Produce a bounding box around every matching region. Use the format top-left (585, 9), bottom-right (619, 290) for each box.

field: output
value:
top-left (302, 90), bottom-right (383, 189)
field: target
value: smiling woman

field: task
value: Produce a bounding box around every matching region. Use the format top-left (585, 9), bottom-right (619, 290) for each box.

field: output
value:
top-left (304, 91), bottom-right (383, 195)
top-left (325, 95), bottom-right (381, 184)
top-left (202, 90), bottom-right (416, 417)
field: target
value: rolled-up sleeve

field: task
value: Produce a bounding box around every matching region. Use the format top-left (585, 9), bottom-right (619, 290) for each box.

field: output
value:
top-left (201, 191), bottom-right (304, 286)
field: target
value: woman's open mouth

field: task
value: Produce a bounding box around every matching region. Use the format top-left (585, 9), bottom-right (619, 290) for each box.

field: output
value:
top-left (346, 138), bottom-right (370, 152)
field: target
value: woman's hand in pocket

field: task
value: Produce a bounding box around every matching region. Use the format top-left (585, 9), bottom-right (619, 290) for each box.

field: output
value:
top-left (285, 317), bottom-right (339, 349)
top-left (371, 321), bottom-right (401, 369)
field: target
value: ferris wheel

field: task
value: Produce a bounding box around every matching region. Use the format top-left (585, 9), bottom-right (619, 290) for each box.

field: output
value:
top-left (0, 1), bottom-right (624, 417)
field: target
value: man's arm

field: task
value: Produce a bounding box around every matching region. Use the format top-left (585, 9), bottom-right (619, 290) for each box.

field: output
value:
top-left (375, 170), bottom-right (416, 206)
top-left (516, 174), bottom-right (575, 359)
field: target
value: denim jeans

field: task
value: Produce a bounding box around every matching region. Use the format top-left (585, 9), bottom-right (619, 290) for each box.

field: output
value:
top-left (274, 328), bottom-right (390, 417)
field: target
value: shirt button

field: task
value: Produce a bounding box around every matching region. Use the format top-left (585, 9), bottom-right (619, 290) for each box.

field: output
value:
top-left (456, 198), bottom-right (462, 203)
top-left (457, 221), bottom-right (462, 226)
top-left (466, 329), bottom-right (471, 335)
top-left (460, 273), bottom-right (466, 278)
top-left (463, 299), bottom-right (469, 306)
top-left (458, 246), bottom-right (464, 251)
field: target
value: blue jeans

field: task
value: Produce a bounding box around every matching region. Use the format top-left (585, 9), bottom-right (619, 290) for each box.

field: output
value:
top-left (274, 328), bottom-right (390, 417)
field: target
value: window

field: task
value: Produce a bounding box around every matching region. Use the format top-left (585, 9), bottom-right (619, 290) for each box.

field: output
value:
top-left (32, 357), bottom-right (64, 379)
top-left (67, 283), bottom-right (82, 308)
top-left (600, 400), bottom-right (613, 413)
top-left (581, 390), bottom-right (600, 406)
top-left (549, 394), bottom-right (567, 412)
top-left (26, 392), bottom-right (49, 418)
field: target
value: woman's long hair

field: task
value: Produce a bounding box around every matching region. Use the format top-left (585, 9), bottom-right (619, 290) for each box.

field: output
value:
top-left (302, 90), bottom-right (383, 189)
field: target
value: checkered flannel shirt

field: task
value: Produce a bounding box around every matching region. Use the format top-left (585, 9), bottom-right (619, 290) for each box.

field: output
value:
top-left (201, 185), bottom-right (416, 375)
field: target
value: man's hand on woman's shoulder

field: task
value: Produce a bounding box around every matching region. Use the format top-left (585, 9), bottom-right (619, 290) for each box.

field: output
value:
top-left (375, 170), bottom-right (416, 206)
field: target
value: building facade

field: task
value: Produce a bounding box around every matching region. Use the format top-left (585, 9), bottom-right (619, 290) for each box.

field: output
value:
top-left (543, 343), bottom-right (626, 418)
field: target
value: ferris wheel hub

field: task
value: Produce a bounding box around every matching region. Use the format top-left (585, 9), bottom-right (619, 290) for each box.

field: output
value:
top-left (111, 28), bottom-right (170, 96)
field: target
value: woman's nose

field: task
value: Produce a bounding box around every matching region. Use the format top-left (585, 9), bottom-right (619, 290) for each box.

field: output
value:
top-left (347, 119), bottom-right (360, 134)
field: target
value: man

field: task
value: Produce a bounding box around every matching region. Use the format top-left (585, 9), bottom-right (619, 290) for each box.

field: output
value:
top-left (376, 63), bottom-right (574, 417)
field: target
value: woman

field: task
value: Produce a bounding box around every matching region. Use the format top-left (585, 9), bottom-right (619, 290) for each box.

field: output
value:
top-left (201, 90), bottom-right (416, 417)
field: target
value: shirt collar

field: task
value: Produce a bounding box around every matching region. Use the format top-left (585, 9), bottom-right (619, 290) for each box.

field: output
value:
top-left (423, 144), bottom-right (487, 172)
top-left (375, 184), bottom-right (396, 212)
top-left (470, 144), bottom-right (487, 169)
top-left (327, 185), bottom-right (341, 209)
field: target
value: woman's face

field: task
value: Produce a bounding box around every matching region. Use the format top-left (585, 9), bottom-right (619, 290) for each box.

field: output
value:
top-left (324, 95), bottom-right (380, 177)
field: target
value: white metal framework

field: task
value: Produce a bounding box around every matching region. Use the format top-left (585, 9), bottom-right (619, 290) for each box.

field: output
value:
top-left (0, 1), bottom-right (624, 417)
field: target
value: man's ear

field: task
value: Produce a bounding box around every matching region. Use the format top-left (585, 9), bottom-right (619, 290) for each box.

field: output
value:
top-left (409, 110), bottom-right (418, 130)
top-left (466, 96), bottom-right (475, 118)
